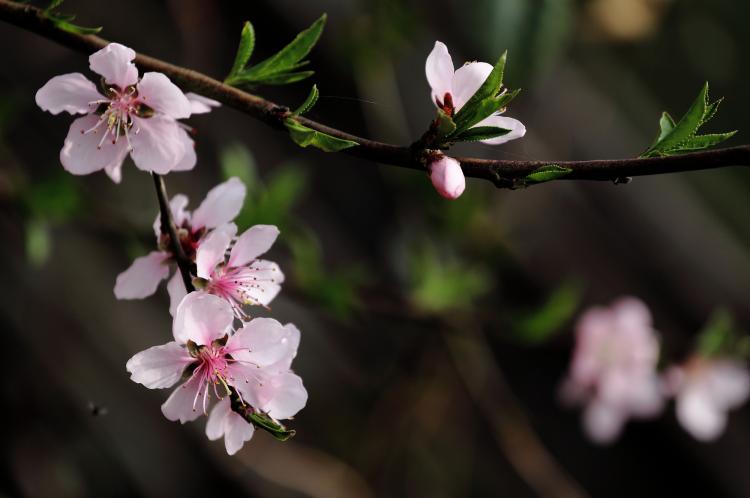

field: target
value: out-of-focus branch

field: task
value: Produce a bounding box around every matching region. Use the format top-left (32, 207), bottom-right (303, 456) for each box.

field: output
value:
top-left (2, 0), bottom-right (750, 189)
top-left (443, 326), bottom-right (591, 498)
top-left (151, 173), bottom-right (194, 292)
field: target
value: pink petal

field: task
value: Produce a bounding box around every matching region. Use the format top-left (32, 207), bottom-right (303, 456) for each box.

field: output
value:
top-left (167, 270), bottom-right (187, 317)
top-left (228, 318), bottom-right (299, 369)
top-left (196, 223), bottom-right (237, 279)
top-left (126, 341), bottom-right (192, 389)
top-left (104, 161), bottom-right (123, 183)
top-left (425, 41), bottom-right (454, 106)
top-left (161, 375), bottom-right (204, 423)
top-left (708, 361), bottom-right (750, 409)
top-left (35, 73), bottom-right (102, 115)
top-left (237, 260), bottom-right (284, 306)
top-left (259, 373), bottom-right (307, 420)
top-left (186, 92), bottom-right (221, 114)
top-left (60, 114), bottom-right (129, 175)
top-left (451, 61), bottom-right (493, 111)
top-left (206, 397), bottom-right (231, 441)
top-left (191, 177), bottom-right (247, 231)
top-left (129, 115), bottom-right (188, 174)
top-left (583, 401), bottom-right (625, 444)
top-left (152, 193), bottom-right (191, 239)
top-left (475, 115), bottom-right (526, 145)
top-left (89, 43), bottom-right (139, 88)
top-left (171, 127), bottom-right (196, 172)
top-left (137, 72), bottom-right (191, 120)
top-left (228, 225), bottom-right (280, 268)
top-left (113, 251), bottom-right (170, 299)
top-left (173, 292), bottom-right (234, 346)
top-left (223, 410), bottom-right (255, 455)
top-left (677, 388), bottom-right (726, 441)
top-left (429, 156), bottom-right (465, 200)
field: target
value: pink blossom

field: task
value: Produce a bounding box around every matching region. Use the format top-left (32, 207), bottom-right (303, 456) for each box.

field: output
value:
top-left (664, 357), bottom-right (750, 441)
top-left (114, 177), bottom-right (246, 315)
top-left (425, 41), bottom-right (526, 145)
top-left (193, 222), bottom-right (284, 319)
top-left (429, 155), bottom-right (465, 199)
top-left (126, 292), bottom-right (307, 455)
top-left (559, 297), bottom-right (664, 443)
top-left (185, 92), bottom-right (221, 114)
top-left (36, 43), bottom-right (215, 181)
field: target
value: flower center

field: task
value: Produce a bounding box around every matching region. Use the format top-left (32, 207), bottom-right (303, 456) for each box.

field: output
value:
top-left (81, 83), bottom-right (154, 151)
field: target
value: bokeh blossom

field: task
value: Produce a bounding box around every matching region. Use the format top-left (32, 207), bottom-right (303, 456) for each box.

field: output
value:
top-left (560, 297), bottom-right (664, 443)
top-left (36, 43), bottom-right (207, 181)
top-left (664, 357), bottom-right (750, 441)
top-left (126, 292), bottom-right (307, 455)
top-left (114, 177), bottom-right (246, 315)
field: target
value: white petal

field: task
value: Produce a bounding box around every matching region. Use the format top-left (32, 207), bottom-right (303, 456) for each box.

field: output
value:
top-left (167, 270), bottom-right (187, 317)
top-left (129, 115), bottom-right (187, 175)
top-left (229, 318), bottom-right (299, 369)
top-left (137, 72), bottom-right (191, 120)
top-left (677, 388), bottom-right (726, 441)
top-left (228, 225), bottom-right (280, 268)
top-left (425, 41), bottom-right (454, 106)
top-left (152, 194), bottom-right (190, 239)
top-left (89, 43), bottom-right (139, 88)
top-left (451, 61), bottom-right (493, 111)
top-left (186, 92), bottom-right (221, 114)
top-left (196, 223), bottom-right (236, 279)
top-left (171, 127), bottom-right (196, 172)
top-left (113, 251), bottom-right (170, 299)
top-left (161, 375), bottom-right (204, 423)
top-left (126, 342), bottom-right (192, 389)
top-left (235, 260), bottom-right (284, 306)
top-left (223, 411), bottom-right (255, 455)
top-left (260, 373), bottom-right (308, 420)
top-left (104, 161), bottom-right (123, 183)
top-left (60, 114), bottom-right (129, 176)
top-left (707, 361), bottom-right (750, 410)
top-left (475, 115), bottom-right (526, 145)
top-left (191, 177), bottom-right (247, 231)
top-left (173, 292), bottom-right (234, 346)
top-left (206, 398), bottom-right (232, 441)
top-left (583, 401), bottom-right (625, 444)
top-left (35, 73), bottom-right (102, 115)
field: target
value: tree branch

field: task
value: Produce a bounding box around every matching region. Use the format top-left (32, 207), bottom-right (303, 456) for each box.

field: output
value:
top-left (2, 0), bottom-right (749, 188)
top-left (151, 173), bottom-right (194, 292)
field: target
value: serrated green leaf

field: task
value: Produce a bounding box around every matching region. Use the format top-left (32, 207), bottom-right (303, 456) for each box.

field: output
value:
top-left (242, 14), bottom-right (326, 81)
top-left (292, 84), bottom-right (319, 116)
top-left (231, 70), bottom-right (315, 87)
top-left (652, 82), bottom-right (709, 153)
top-left (452, 96), bottom-right (504, 133)
top-left (452, 125), bottom-right (511, 142)
top-left (227, 21), bottom-right (255, 79)
top-left (524, 164), bottom-right (572, 184)
top-left (284, 118), bottom-right (359, 152)
top-left (658, 112), bottom-right (676, 142)
top-left (677, 131), bottom-right (737, 152)
top-left (452, 51), bottom-right (510, 133)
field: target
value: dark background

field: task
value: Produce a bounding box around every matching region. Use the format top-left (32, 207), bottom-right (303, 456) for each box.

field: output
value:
top-left (1, 0), bottom-right (750, 497)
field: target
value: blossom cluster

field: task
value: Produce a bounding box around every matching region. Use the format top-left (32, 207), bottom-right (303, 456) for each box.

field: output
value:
top-left (560, 297), bottom-right (750, 444)
top-left (37, 43), bottom-right (305, 455)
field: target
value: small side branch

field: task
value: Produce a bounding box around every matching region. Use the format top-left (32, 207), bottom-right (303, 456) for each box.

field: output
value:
top-left (151, 173), bottom-right (194, 292)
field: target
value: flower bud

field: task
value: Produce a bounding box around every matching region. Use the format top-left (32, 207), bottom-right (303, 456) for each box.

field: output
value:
top-left (429, 156), bottom-right (465, 200)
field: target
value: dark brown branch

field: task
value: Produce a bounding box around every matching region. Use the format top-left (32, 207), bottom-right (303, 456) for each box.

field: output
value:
top-left (151, 173), bottom-right (194, 292)
top-left (2, 0), bottom-right (749, 188)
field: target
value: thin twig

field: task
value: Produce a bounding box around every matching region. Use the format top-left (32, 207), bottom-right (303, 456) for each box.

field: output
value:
top-left (1, 0), bottom-right (749, 188)
top-left (151, 173), bottom-right (194, 292)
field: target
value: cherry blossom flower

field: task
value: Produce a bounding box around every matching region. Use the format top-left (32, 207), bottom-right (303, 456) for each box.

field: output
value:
top-left (36, 43), bottom-right (211, 182)
top-left (559, 297), bottom-right (664, 443)
top-left (663, 357), bottom-right (750, 441)
top-left (429, 155), bottom-right (465, 199)
top-left (126, 292), bottom-right (307, 455)
top-left (114, 177), bottom-right (246, 315)
top-left (425, 41), bottom-right (526, 145)
top-left (193, 222), bottom-right (284, 319)
top-left (186, 92), bottom-right (221, 115)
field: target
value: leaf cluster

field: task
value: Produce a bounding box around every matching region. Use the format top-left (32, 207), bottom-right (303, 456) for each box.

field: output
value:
top-left (42, 0), bottom-right (102, 35)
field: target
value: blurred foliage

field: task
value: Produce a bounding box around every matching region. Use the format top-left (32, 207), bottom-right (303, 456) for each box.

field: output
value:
top-left (696, 309), bottom-right (750, 359)
top-left (511, 281), bottom-right (582, 345)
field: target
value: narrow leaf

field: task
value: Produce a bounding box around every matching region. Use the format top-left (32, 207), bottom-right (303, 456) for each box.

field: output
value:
top-left (677, 131), bottom-right (737, 152)
top-left (524, 164), bottom-right (572, 184)
top-left (434, 109), bottom-right (456, 140)
top-left (53, 18), bottom-right (102, 35)
top-left (231, 70), bottom-right (315, 87)
top-left (227, 21), bottom-right (256, 78)
top-left (284, 118), bottom-right (359, 152)
top-left (292, 84), bottom-right (319, 116)
top-left (247, 412), bottom-right (296, 441)
top-left (452, 51), bottom-right (508, 131)
top-left (453, 126), bottom-right (511, 142)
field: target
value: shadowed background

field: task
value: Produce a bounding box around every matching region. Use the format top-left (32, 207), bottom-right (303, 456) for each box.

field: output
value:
top-left (1, 0), bottom-right (750, 497)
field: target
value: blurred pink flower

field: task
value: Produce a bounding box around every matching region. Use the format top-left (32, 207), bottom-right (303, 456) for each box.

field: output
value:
top-left (36, 43), bottom-right (213, 181)
top-left (425, 41), bottom-right (526, 145)
top-left (429, 155), bottom-right (465, 200)
top-left (664, 357), bottom-right (750, 441)
top-left (126, 292), bottom-right (307, 455)
top-left (560, 297), bottom-right (664, 443)
top-left (193, 222), bottom-right (284, 319)
top-left (114, 177), bottom-right (246, 315)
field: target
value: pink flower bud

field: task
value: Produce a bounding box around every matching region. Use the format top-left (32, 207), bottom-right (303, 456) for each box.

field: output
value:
top-left (429, 156), bottom-right (465, 200)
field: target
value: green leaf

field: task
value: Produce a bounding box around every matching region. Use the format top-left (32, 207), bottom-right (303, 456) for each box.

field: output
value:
top-left (643, 83), bottom-right (735, 157)
top-left (292, 85), bottom-right (320, 116)
top-left (284, 118), bottom-right (359, 152)
top-left (452, 126), bottom-right (511, 143)
top-left (512, 282), bottom-right (582, 345)
top-left (524, 164), bottom-right (572, 184)
top-left (434, 109), bottom-right (456, 140)
top-left (227, 21), bottom-right (255, 79)
top-left (25, 219), bottom-right (51, 268)
top-left (232, 14), bottom-right (326, 87)
top-left (52, 18), bottom-right (103, 35)
top-left (247, 412), bottom-right (296, 441)
top-left (44, 0), bottom-right (64, 12)
top-left (697, 309), bottom-right (736, 358)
